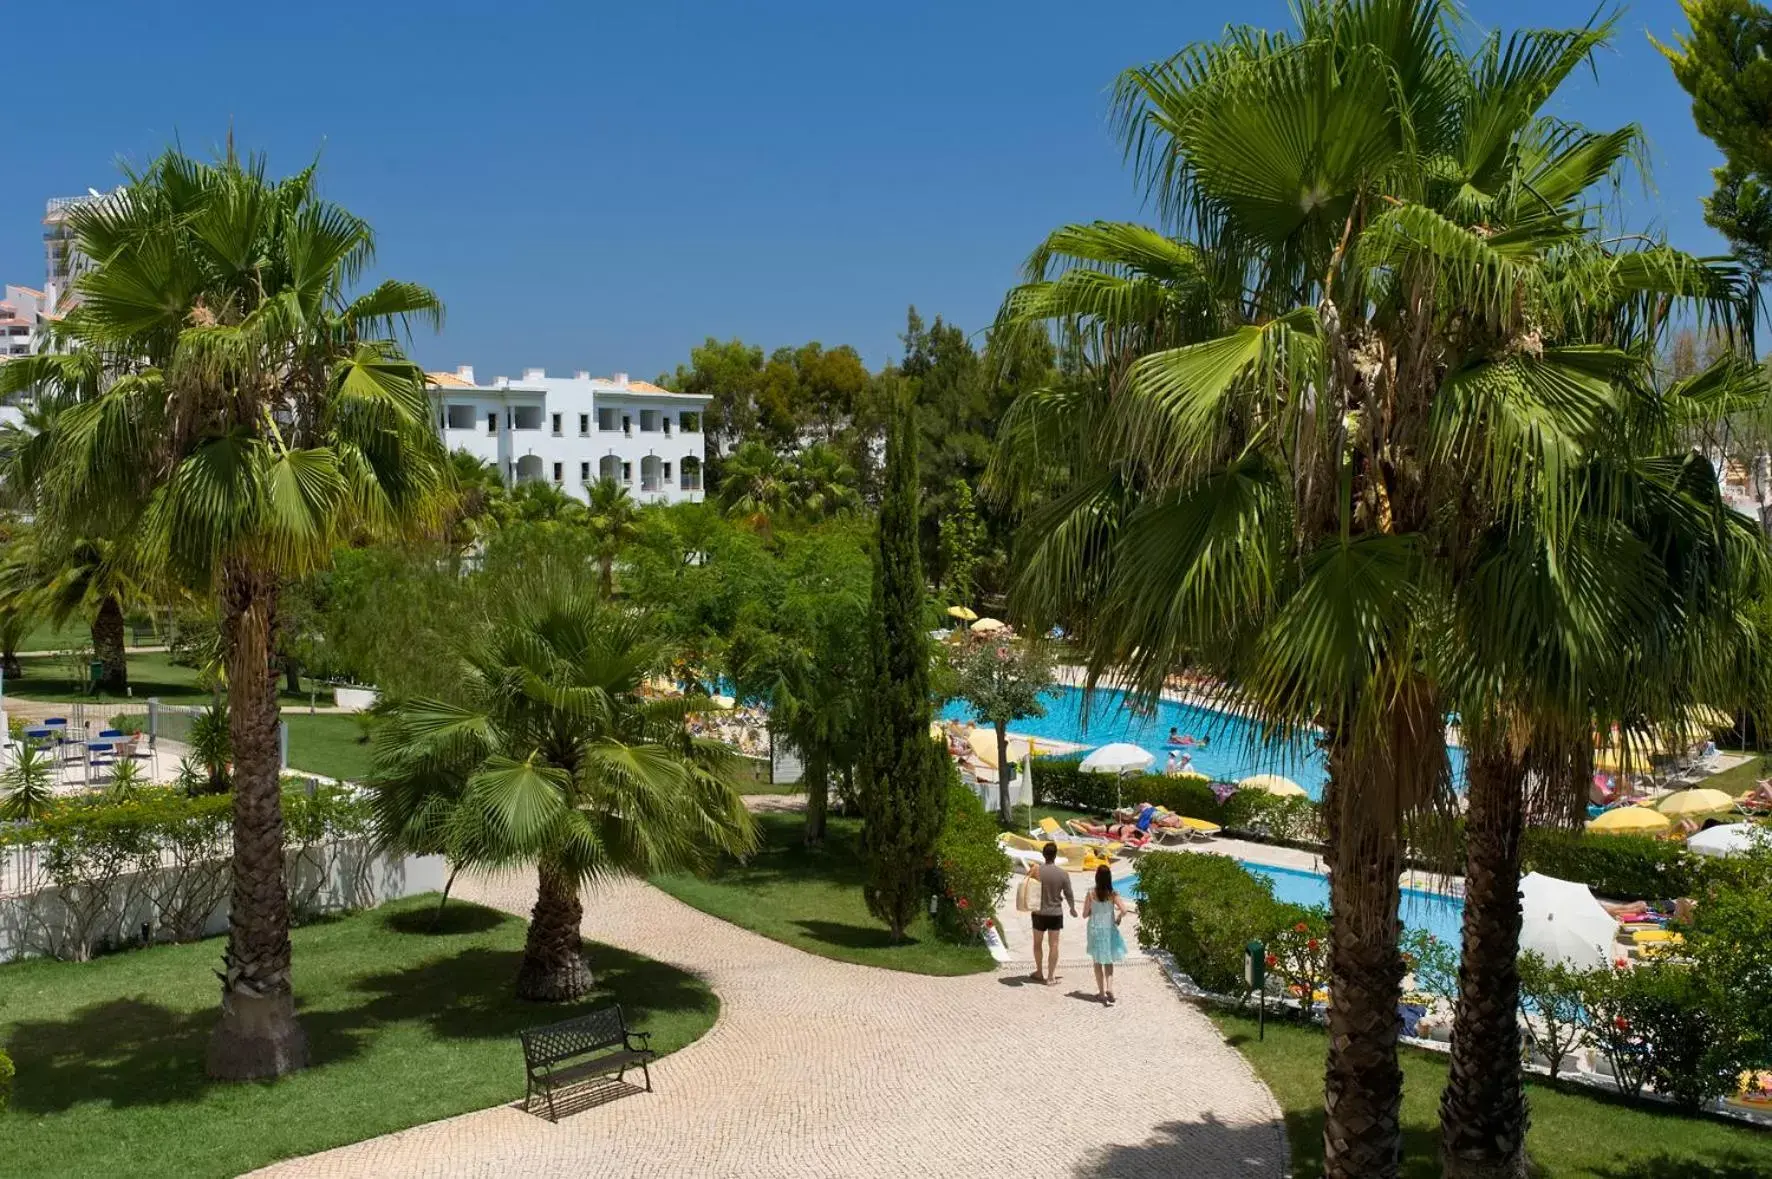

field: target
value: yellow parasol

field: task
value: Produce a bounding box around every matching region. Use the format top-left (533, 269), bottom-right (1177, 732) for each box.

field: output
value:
top-left (1177, 769), bottom-right (1210, 782)
top-left (946, 605), bottom-right (978, 622)
top-left (1586, 806), bottom-right (1673, 836)
top-left (1238, 773), bottom-right (1306, 797)
top-left (967, 727), bottom-right (1028, 768)
top-left (970, 617), bottom-right (1007, 634)
top-left (1593, 745), bottom-right (1655, 773)
top-left (1657, 788), bottom-right (1736, 818)
top-left (1693, 705), bottom-right (1735, 730)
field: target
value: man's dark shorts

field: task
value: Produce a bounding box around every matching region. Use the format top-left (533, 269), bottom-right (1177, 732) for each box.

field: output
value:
top-left (1031, 913), bottom-right (1064, 932)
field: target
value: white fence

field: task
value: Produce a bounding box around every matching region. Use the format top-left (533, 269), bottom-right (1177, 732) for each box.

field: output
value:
top-left (0, 840), bottom-right (444, 964)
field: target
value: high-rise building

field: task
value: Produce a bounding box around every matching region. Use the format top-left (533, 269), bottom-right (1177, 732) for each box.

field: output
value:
top-left (0, 285), bottom-right (48, 362)
top-left (43, 190), bottom-right (117, 314)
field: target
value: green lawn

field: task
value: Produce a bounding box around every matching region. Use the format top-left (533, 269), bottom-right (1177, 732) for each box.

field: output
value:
top-left (7, 650), bottom-right (207, 704)
top-left (283, 711), bottom-right (377, 781)
top-left (651, 811), bottom-right (995, 976)
top-left (1209, 1009), bottom-right (1772, 1178)
top-left (0, 894), bottom-right (719, 1179)
top-left (1705, 753), bottom-right (1771, 798)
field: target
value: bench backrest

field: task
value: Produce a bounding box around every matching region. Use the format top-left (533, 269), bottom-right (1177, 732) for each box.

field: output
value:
top-left (520, 1006), bottom-right (629, 1069)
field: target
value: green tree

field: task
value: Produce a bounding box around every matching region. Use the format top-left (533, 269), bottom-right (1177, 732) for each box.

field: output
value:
top-left (936, 479), bottom-right (984, 606)
top-left (659, 337), bottom-right (765, 460)
top-left (367, 563), bottom-right (756, 999)
top-left (729, 524), bottom-right (872, 845)
top-left (989, 5), bottom-right (1755, 1173)
top-left (1659, 0), bottom-right (1772, 276)
top-left (584, 477), bottom-right (642, 598)
top-left (788, 443), bottom-right (861, 522)
top-left (717, 440), bottom-right (791, 537)
top-left (441, 449), bottom-right (504, 555)
top-left (945, 629), bottom-right (1053, 822)
top-left (857, 390), bottom-right (947, 940)
top-left (10, 149), bottom-right (451, 1079)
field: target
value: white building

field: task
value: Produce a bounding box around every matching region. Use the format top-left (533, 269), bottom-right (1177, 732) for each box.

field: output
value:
top-left (42, 191), bottom-right (115, 314)
top-left (427, 366), bottom-right (711, 504)
top-left (0, 285), bottom-right (45, 361)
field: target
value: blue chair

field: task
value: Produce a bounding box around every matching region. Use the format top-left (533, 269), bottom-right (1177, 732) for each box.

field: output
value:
top-left (99, 729), bottom-right (125, 739)
top-left (44, 717), bottom-right (67, 728)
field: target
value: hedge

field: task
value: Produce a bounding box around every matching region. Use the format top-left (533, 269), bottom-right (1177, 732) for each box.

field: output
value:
top-left (1519, 829), bottom-right (1710, 901)
top-left (1133, 851), bottom-right (1324, 995)
top-left (1032, 756), bottom-right (1228, 824)
top-left (932, 783), bottom-right (1013, 944)
top-left (0, 782), bottom-right (374, 961)
top-left (0, 1048), bottom-right (11, 1113)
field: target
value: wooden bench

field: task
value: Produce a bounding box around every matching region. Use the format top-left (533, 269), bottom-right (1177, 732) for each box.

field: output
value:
top-left (519, 1005), bottom-right (654, 1121)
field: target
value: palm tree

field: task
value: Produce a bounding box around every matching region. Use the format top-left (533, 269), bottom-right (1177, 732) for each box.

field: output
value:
top-left (10, 149), bottom-right (449, 1079)
top-left (789, 443), bottom-right (861, 522)
top-left (584, 477), bottom-right (642, 598)
top-left (987, 5), bottom-right (1754, 1173)
top-left (717, 440), bottom-right (790, 535)
top-left (490, 479), bottom-right (585, 528)
top-left (11, 533), bottom-right (152, 692)
top-left (367, 564), bottom-right (756, 999)
top-left (442, 449), bottom-right (504, 554)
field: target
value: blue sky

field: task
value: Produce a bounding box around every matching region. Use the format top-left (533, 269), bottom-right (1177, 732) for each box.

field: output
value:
top-left (1, 0), bottom-right (1728, 380)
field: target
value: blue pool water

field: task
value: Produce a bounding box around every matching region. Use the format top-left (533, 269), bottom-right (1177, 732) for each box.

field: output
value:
top-left (1246, 862), bottom-right (1466, 948)
top-left (942, 684), bottom-right (1467, 800)
top-left (1123, 859), bottom-right (1466, 948)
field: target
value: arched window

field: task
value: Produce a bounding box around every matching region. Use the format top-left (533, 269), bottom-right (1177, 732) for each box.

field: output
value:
top-left (680, 455), bottom-right (703, 491)
top-left (640, 455), bottom-right (663, 492)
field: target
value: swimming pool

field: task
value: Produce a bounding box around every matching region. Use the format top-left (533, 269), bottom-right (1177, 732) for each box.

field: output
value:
top-left (941, 683), bottom-right (1467, 800)
top-left (1125, 858), bottom-right (1466, 948)
top-left (1245, 861), bottom-right (1466, 947)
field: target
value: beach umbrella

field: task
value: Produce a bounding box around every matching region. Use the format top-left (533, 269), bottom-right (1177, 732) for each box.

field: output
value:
top-left (1586, 806), bottom-right (1672, 836)
top-left (1693, 705), bottom-right (1734, 730)
top-left (1519, 872), bottom-right (1616, 969)
top-left (1081, 742), bottom-right (1155, 810)
top-left (1238, 773), bottom-right (1307, 797)
top-left (1593, 745), bottom-right (1654, 774)
top-left (710, 694), bottom-right (736, 709)
top-left (967, 727), bottom-right (1029, 768)
top-left (969, 617), bottom-right (1007, 634)
top-left (1177, 769), bottom-right (1210, 783)
top-left (946, 605), bottom-right (978, 621)
top-left (1657, 788), bottom-right (1735, 818)
top-left (1687, 823), bottom-right (1771, 858)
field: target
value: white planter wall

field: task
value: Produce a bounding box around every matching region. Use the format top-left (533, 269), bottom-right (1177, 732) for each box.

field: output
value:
top-left (334, 686), bottom-right (379, 713)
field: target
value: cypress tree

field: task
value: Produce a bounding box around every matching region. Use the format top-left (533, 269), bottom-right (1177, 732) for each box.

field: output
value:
top-left (859, 389), bottom-right (948, 940)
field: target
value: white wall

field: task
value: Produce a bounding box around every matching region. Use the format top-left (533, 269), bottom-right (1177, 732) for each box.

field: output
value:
top-left (432, 371), bottom-right (709, 505)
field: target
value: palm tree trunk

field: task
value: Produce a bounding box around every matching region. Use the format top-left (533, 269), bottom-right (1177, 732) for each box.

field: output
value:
top-left (207, 563), bottom-right (308, 1081)
top-left (996, 720), bottom-right (1012, 824)
top-left (599, 556), bottom-right (615, 600)
top-left (1320, 753), bottom-right (1405, 1179)
top-left (516, 862), bottom-right (592, 1001)
top-left (804, 748), bottom-right (830, 846)
top-left (91, 594), bottom-right (128, 693)
top-left (1440, 737), bottom-right (1529, 1179)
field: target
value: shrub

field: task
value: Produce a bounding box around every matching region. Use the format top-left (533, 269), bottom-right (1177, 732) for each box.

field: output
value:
top-left (1268, 904), bottom-right (1329, 1013)
top-left (1032, 756), bottom-right (1228, 825)
top-left (1579, 960), bottom-right (1750, 1109)
top-left (1135, 852), bottom-right (1286, 993)
top-left (1517, 950), bottom-right (1589, 1080)
top-left (1520, 828), bottom-right (1707, 901)
top-left (931, 783), bottom-right (1013, 944)
top-left (1222, 792), bottom-right (1321, 842)
top-left (0, 1047), bottom-right (12, 1112)
top-left (1401, 927), bottom-right (1460, 1009)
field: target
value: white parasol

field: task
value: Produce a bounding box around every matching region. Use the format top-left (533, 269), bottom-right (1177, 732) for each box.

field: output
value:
top-left (1519, 872), bottom-right (1616, 969)
top-left (1080, 742), bottom-right (1155, 810)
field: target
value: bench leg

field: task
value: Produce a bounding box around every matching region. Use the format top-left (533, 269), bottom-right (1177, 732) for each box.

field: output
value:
top-left (641, 1057), bottom-right (652, 1092)
top-left (545, 1081), bottom-right (558, 1123)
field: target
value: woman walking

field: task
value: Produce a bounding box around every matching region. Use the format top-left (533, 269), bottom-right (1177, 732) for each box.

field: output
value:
top-left (1083, 864), bottom-right (1129, 1005)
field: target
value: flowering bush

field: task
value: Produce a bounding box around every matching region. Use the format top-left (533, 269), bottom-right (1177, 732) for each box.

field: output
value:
top-left (0, 1047), bottom-right (12, 1112)
top-left (930, 784), bottom-right (1012, 944)
top-left (1400, 927), bottom-right (1459, 1008)
top-left (1135, 852), bottom-right (1292, 994)
top-left (1516, 950), bottom-right (1589, 1080)
top-left (1267, 906), bottom-right (1329, 1012)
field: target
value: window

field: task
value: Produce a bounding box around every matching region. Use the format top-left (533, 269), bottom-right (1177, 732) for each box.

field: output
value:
top-left (681, 456), bottom-right (702, 491)
top-left (641, 455), bottom-right (663, 492)
top-left (621, 462), bottom-right (632, 483)
top-left (551, 413), bottom-right (563, 436)
top-left (663, 461), bottom-right (673, 482)
top-left (579, 413), bottom-right (590, 436)
top-left (553, 462), bottom-right (563, 483)
top-left (680, 412), bottom-right (700, 433)
top-left (487, 411), bottom-right (498, 435)
top-left (513, 406), bottom-right (544, 431)
top-left (622, 415), bottom-right (632, 436)
top-left (580, 461), bottom-right (590, 482)
top-left (598, 407), bottom-right (618, 432)
top-left (639, 410), bottom-right (661, 432)
top-left (446, 404), bottom-right (477, 430)
top-left (663, 416), bottom-right (673, 436)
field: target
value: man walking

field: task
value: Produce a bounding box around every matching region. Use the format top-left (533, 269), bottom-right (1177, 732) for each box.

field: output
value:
top-left (1031, 841), bottom-right (1076, 985)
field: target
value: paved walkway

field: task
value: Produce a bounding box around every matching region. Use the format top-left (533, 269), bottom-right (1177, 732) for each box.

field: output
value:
top-left (259, 872), bottom-right (1285, 1179)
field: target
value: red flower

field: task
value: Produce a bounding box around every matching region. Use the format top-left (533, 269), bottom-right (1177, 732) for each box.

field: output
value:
top-left (1265, 953), bottom-right (1278, 968)
top-left (1294, 921), bottom-right (1309, 933)
top-left (1614, 1017), bottom-right (1631, 1032)
top-left (1614, 957), bottom-right (1629, 970)
top-left (1307, 938), bottom-right (1320, 952)
top-left (956, 898), bottom-right (970, 910)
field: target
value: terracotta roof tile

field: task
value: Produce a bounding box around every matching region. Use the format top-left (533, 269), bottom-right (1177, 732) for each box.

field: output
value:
top-left (625, 380), bottom-right (671, 394)
top-left (426, 371), bottom-right (476, 389)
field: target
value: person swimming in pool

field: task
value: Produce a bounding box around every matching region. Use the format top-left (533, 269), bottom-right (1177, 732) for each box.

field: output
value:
top-left (1167, 727), bottom-right (1182, 745)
